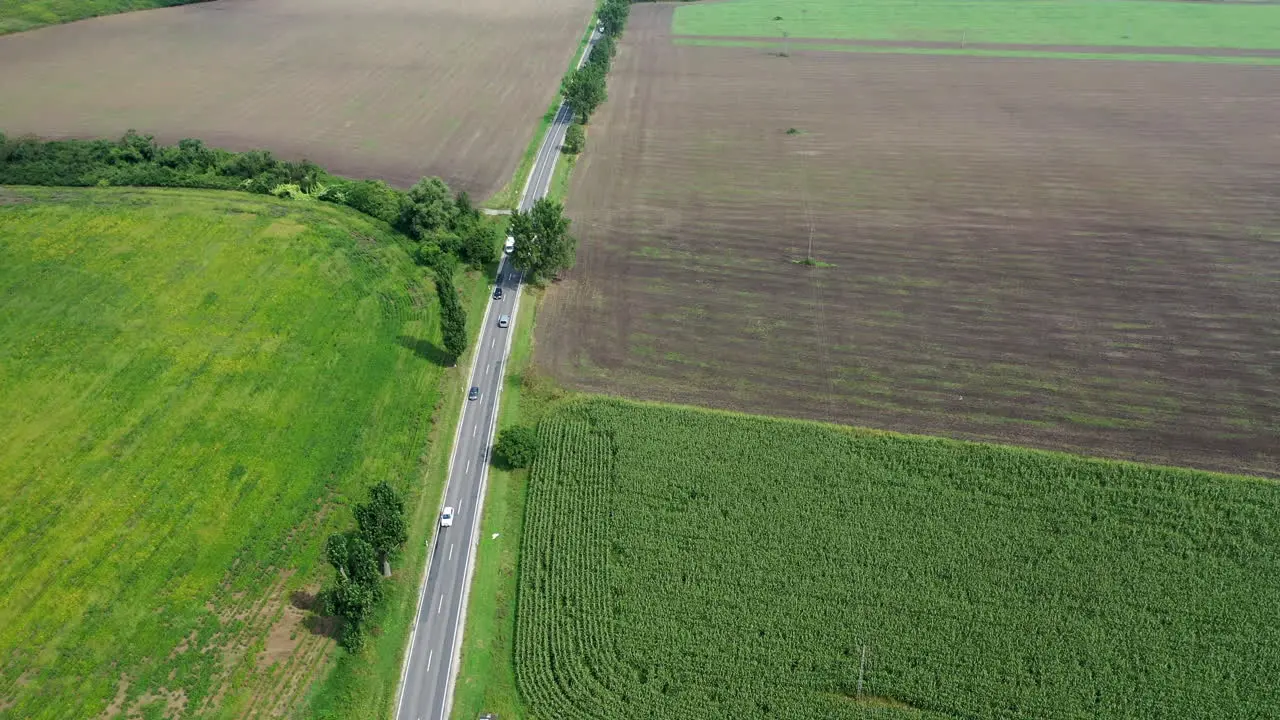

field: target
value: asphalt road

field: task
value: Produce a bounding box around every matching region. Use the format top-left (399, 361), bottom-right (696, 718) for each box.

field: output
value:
top-left (394, 24), bottom-right (600, 720)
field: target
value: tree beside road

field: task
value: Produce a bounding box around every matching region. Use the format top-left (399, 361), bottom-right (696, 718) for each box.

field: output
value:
top-left (509, 198), bottom-right (576, 283)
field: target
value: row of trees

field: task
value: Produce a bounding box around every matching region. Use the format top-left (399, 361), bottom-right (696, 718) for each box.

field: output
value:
top-left (321, 481), bottom-right (409, 651)
top-left (560, 0), bottom-right (630, 155)
top-left (0, 130), bottom-right (496, 268)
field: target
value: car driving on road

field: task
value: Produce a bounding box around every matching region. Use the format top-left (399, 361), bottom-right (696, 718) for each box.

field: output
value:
top-left (498, 314), bottom-right (510, 328)
top-left (440, 506), bottom-right (454, 528)
top-left (493, 286), bottom-right (503, 300)
top-left (468, 386), bottom-right (479, 401)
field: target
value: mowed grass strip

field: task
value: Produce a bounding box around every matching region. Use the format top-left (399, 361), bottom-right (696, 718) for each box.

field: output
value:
top-left (674, 0), bottom-right (1280, 52)
top-left (516, 397), bottom-right (1280, 719)
top-left (0, 187), bottom-right (453, 718)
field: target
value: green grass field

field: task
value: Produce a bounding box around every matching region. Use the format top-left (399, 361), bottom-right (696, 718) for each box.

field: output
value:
top-left (0, 0), bottom-right (204, 34)
top-left (673, 36), bottom-right (1280, 64)
top-left (673, 0), bottom-right (1280, 60)
top-left (516, 397), bottom-right (1280, 719)
top-left (0, 187), bottom-right (468, 718)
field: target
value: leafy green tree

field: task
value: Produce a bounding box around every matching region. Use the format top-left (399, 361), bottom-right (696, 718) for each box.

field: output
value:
top-left (510, 198), bottom-right (577, 283)
top-left (597, 0), bottom-right (629, 37)
top-left (434, 264), bottom-right (469, 361)
top-left (324, 575), bottom-right (379, 651)
top-left (562, 66), bottom-right (607, 124)
top-left (451, 190), bottom-right (481, 233)
top-left (563, 124), bottom-right (585, 155)
top-left (399, 176), bottom-right (454, 240)
top-left (587, 34), bottom-right (616, 72)
top-left (333, 179), bottom-right (402, 224)
top-left (494, 425), bottom-right (541, 469)
top-left (321, 532), bottom-right (384, 651)
top-left (324, 534), bottom-right (350, 581)
top-left (461, 222), bottom-right (499, 270)
top-left (356, 481), bottom-right (408, 576)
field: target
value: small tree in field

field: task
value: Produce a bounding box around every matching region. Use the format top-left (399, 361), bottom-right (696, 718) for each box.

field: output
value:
top-left (494, 425), bottom-right (541, 469)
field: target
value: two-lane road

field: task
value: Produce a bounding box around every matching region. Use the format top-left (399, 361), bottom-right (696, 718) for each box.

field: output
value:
top-left (394, 23), bottom-right (600, 720)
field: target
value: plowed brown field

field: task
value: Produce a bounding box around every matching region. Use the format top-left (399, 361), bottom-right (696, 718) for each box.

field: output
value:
top-left (0, 0), bottom-right (594, 195)
top-left (539, 4), bottom-right (1280, 476)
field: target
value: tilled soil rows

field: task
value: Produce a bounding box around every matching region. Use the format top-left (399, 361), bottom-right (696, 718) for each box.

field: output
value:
top-left (0, 0), bottom-right (594, 195)
top-left (539, 4), bottom-right (1280, 476)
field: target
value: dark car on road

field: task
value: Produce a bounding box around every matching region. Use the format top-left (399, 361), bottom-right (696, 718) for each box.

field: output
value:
top-left (493, 286), bottom-right (503, 300)
top-left (468, 386), bottom-right (480, 401)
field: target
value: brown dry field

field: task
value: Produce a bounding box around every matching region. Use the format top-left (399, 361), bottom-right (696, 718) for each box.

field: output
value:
top-left (0, 0), bottom-right (594, 195)
top-left (539, 4), bottom-right (1280, 476)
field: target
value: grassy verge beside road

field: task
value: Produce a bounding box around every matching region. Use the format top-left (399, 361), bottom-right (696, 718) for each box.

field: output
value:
top-left (304, 263), bottom-right (491, 719)
top-left (448, 291), bottom-right (568, 720)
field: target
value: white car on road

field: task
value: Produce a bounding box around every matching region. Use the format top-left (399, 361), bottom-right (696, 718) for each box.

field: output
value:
top-left (504, 236), bottom-right (515, 255)
top-left (440, 506), bottom-right (454, 528)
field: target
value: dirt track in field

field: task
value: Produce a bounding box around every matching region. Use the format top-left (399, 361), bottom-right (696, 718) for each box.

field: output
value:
top-left (539, 4), bottom-right (1280, 476)
top-left (0, 0), bottom-right (594, 195)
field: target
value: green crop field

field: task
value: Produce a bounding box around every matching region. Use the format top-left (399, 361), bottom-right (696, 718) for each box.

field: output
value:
top-left (0, 187), bottom-right (459, 718)
top-left (516, 397), bottom-right (1280, 719)
top-left (673, 0), bottom-right (1280, 60)
top-left (0, 0), bottom-right (204, 34)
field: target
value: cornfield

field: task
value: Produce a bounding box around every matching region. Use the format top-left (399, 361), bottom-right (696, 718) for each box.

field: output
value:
top-left (515, 397), bottom-right (1280, 719)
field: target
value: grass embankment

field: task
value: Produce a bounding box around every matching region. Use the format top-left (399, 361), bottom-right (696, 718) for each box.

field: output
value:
top-left (0, 187), bottom-right (486, 718)
top-left (0, 0), bottom-right (205, 35)
top-left (305, 231), bottom-right (498, 720)
top-left (673, 0), bottom-right (1280, 62)
top-left (513, 398), bottom-right (1279, 719)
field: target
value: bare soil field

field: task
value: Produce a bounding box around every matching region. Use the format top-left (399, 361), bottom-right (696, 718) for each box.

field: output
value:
top-left (539, 4), bottom-right (1280, 476)
top-left (0, 0), bottom-right (594, 195)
